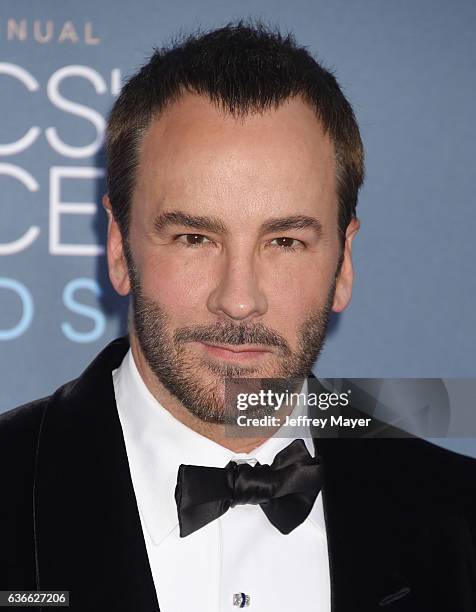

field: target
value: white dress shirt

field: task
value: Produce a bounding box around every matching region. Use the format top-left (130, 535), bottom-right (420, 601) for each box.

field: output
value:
top-left (113, 349), bottom-right (330, 612)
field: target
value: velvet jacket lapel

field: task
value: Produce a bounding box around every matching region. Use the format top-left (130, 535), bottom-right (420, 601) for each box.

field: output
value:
top-left (308, 376), bottom-right (476, 611)
top-left (307, 376), bottom-right (416, 611)
top-left (33, 337), bottom-right (476, 611)
top-left (314, 434), bottom-right (416, 611)
top-left (34, 337), bottom-right (159, 611)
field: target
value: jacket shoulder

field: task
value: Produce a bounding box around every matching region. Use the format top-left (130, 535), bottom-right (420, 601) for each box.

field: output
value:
top-left (0, 397), bottom-right (50, 458)
top-left (0, 372), bottom-right (84, 474)
top-left (319, 432), bottom-right (476, 509)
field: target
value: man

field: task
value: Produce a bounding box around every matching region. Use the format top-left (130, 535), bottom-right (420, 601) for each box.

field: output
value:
top-left (1, 21), bottom-right (475, 612)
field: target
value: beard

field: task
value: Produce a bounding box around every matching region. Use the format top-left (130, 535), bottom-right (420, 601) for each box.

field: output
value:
top-left (127, 254), bottom-right (337, 424)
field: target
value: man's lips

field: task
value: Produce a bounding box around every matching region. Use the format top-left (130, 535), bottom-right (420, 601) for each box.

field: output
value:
top-left (198, 341), bottom-right (273, 361)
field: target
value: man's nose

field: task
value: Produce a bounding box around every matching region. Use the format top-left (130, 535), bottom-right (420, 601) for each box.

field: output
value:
top-left (206, 250), bottom-right (268, 321)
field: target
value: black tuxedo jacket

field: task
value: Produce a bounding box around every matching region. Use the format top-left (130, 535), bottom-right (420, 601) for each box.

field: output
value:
top-left (1, 336), bottom-right (476, 611)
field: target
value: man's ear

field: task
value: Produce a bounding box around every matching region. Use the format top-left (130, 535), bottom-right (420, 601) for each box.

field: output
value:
top-left (103, 194), bottom-right (131, 296)
top-left (332, 217), bottom-right (360, 313)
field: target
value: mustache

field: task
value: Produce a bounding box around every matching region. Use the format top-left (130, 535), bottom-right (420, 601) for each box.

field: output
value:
top-left (174, 322), bottom-right (291, 354)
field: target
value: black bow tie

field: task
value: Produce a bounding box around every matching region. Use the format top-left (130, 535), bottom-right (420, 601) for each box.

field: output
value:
top-left (175, 438), bottom-right (322, 537)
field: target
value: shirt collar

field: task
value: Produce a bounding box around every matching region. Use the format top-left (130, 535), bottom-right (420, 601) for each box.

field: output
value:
top-left (113, 349), bottom-right (325, 546)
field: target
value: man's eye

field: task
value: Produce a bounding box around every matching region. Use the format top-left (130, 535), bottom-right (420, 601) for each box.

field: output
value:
top-left (269, 237), bottom-right (303, 250)
top-left (176, 234), bottom-right (213, 247)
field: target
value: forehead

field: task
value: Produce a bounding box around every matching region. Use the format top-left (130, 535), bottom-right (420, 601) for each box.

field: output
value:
top-left (133, 92), bottom-right (337, 225)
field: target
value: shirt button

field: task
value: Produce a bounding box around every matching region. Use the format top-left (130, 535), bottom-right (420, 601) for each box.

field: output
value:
top-left (233, 593), bottom-right (250, 607)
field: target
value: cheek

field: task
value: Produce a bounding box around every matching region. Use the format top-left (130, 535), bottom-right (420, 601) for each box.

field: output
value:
top-left (135, 251), bottom-right (215, 313)
top-left (264, 262), bottom-right (336, 334)
top-left (266, 258), bottom-right (335, 307)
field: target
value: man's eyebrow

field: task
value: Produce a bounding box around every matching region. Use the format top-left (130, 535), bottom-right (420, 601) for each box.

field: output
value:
top-left (153, 211), bottom-right (229, 234)
top-left (153, 211), bottom-right (322, 237)
top-left (261, 215), bottom-right (323, 237)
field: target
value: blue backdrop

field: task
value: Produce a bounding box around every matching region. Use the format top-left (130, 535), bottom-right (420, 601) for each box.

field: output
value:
top-left (1, 0), bottom-right (475, 455)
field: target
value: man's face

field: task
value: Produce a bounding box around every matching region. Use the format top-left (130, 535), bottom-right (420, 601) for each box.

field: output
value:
top-left (106, 93), bottom-right (359, 422)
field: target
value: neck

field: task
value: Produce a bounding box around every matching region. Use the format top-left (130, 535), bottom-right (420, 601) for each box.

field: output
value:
top-left (130, 334), bottom-right (283, 453)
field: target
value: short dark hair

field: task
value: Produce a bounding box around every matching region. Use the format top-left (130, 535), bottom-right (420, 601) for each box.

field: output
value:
top-left (106, 20), bottom-right (365, 244)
